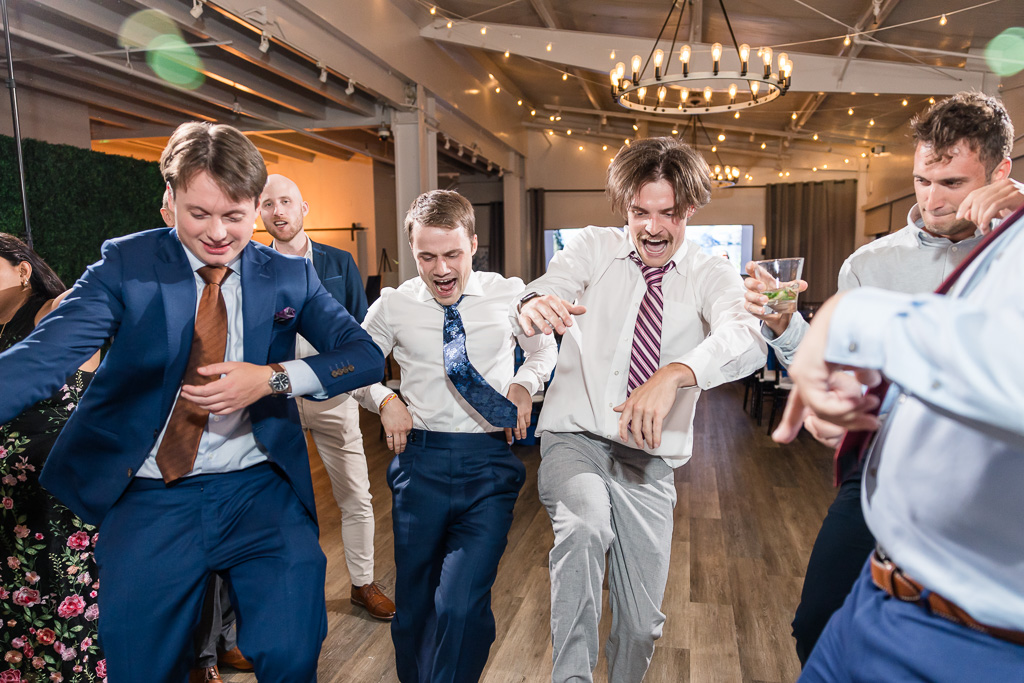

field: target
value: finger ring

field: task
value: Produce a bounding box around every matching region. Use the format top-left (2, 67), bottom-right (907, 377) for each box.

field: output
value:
top-left (386, 434), bottom-right (393, 439)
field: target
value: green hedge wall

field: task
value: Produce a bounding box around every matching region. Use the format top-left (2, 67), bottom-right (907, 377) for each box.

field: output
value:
top-left (0, 135), bottom-right (164, 285)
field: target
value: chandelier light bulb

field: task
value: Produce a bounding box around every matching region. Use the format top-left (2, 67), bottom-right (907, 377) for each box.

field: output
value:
top-left (750, 80), bottom-right (760, 97)
top-left (728, 83), bottom-right (737, 102)
top-left (739, 43), bottom-right (750, 73)
top-left (704, 85), bottom-right (713, 102)
top-left (615, 62), bottom-right (626, 83)
top-left (637, 86), bottom-right (647, 101)
top-left (653, 49), bottom-right (665, 79)
top-left (681, 87), bottom-right (690, 102)
top-left (761, 46), bottom-right (772, 77)
top-left (680, 45), bottom-right (691, 76)
top-left (658, 86), bottom-right (667, 102)
top-left (714, 165), bottom-right (722, 175)
top-left (712, 42), bottom-right (723, 74)
top-left (610, 69), bottom-right (619, 88)
top-left (631, 54), bottom-right (642, 81)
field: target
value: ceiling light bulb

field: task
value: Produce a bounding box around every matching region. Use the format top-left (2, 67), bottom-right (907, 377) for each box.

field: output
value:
top-left (566, 129), bottom-right (572, 135)
top-left (939, 13), bottom-right (947, 26)
top-left (610, 50), bottom-right (616, 59)
top-left (550, 115), bottom-right (555, 121)
top-left (446, 20), bottom-right (452, 28)
top-left (734, 112), bottom-right (740, 118)
top-left (728, 83), bottom-right (737, 99)
top-left (761, 46), bottom-right (772, 67)
top-left (822, 164), bottom-right (827, 169)
top-left (750, 81), bottom-right (760, 97)
top-left (517, 99), bottom-right (522, 106)
top-left (562, 72), bottom-right (568, 80)
top-left (785, 171), bottom-right (790, 177)
top-left (812, 167), bottom-right (817, 172)
top-left (546, 42), bottom-right (552, 51)
top-left (844, 158), bottom-right (850, 163)
top-left (680, 45), bottom-right (691, 64)
top-left (902, 99), bottom-right (908, 106)
top-left (844, 34), bottom-right (851, 46)
top-left (791, 112), bottom-right (798, 120)
top-left (530, 109), bottom-right (536, 116)
top-left (717, 133), bottom-right (726, 142)
top-left (869, 119), bottom-right (875, 126)
top-left (861, 152), bottom-right (867, 157)
top-left (681, 87), bottom-right (689, 101)
top-left (711, 145), bottom-right (717, 152)
top-left (504, 50), bottom-right (510, 58)
top-left (578, 145), bottom-right (584, 151)
top-left (602, 144), bottom-right (608, 150)
top-left (610, 69), bottom-right (620, 87)
top-left (430, 5), bottom-right (436, 14)
top-left (632, 122), bottom-right (639, 131)
top-left (739, 44), bottom-right (750, 63)
top-left (711, 42), bottom-right (723, 62)
top-left (637, 87), bottom-right (646, 101)
top-left (658, 86), bottom-right (667, 102)
top-left (704, 86), bottom-right (713, 102)
top-left (714, 164), bottom-right (722, 175)
top-left (671, 128), bottom-right (678, 135)
top-left (480, 26), bottom-right (486, 35)
top-left (653, 49), bottom-right (665, 69)
top-left (929, 97), bottom-right (935, 104)
top-left (813, 133), bottom-right (818, 140)
top-left (631, 54), bottom-right (642, 76)
top-left (761, 142), bottom-right (766, 150)
top-left (615, 62), bottom-right (626, 82)
top-left (848, 108), bottom-right (854, 115)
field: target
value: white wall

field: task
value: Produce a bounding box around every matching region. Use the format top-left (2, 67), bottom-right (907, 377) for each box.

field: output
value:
top-left (0, 89), bottom-right (91, 148)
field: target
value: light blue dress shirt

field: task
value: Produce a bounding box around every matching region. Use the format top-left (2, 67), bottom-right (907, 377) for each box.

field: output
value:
top-left (824, 218), bottom-right (1024, 630)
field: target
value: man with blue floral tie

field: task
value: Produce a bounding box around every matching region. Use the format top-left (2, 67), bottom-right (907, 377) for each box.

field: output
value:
top-left (353, 189), bottom-right (557, 682)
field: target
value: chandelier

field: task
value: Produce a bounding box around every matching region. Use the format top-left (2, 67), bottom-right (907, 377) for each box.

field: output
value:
top-left (610, 0), bottom-right (792, 116)
top-left (684, 116), bottom-right (741, 187)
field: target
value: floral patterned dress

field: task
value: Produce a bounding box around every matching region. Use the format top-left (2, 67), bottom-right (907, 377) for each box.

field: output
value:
top-left (0, 296), bottom-right (105, 683)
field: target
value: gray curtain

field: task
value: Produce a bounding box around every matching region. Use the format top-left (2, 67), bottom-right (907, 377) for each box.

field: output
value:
top-left (527, 188), bottom-right (545, 281)
top-left (765, 179), bottom-right (857, 307)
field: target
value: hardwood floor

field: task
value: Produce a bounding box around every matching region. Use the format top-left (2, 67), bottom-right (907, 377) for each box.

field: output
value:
top-left (223, 382), bottom-right (834, 682)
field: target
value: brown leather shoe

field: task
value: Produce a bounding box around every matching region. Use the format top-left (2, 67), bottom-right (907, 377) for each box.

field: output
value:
top-left (188, 666), bottom-right (223, 683)
top-left (351, 582), bottom-right (396, 620)
top-left (218, 645), bottom-right (254, 671)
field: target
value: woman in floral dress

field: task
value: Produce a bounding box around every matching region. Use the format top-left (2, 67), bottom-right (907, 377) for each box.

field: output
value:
top-left (0, 234), bottom-right (104, 683)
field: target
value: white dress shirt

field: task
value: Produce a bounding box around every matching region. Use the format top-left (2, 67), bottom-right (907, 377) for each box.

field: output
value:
top-left (353, 271), bottom-right (557, 433)
top-left (517, 226), bottom-right (766, 465)
top-left (765, 204), bottom-right (985, 366)
top-left (825, 217), bottom-right (1024, 629)
top-left (137, 241), bottom-right (321, 479)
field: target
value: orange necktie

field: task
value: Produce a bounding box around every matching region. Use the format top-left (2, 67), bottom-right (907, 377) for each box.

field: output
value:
top-left (155, 266), bottom-right (231, 483)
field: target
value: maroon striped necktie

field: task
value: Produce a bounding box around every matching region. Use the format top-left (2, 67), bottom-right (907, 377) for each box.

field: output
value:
top-left (627, 253), bottom-right (675, 395)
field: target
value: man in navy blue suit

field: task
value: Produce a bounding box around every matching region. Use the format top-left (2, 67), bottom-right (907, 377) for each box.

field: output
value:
top-left (0, 121), bottom-right (385, 683)
top-left (260, 174), bottom-right (396, 620)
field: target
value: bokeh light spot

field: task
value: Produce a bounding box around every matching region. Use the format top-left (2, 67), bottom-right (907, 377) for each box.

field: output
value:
top-left (985, 28), bottom-right (1024, 77)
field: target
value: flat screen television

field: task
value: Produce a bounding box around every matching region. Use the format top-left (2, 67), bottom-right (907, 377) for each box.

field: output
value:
top-left (544, 224), bottom-right (754, 274)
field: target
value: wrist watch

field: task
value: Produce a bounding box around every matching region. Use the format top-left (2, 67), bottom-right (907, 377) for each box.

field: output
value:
top-left (518, 291), bottom-right (543, 313)
top-left (268, 363), bottom-right (291, 395)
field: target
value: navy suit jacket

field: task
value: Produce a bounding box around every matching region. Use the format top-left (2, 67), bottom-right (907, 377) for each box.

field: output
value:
top-left (310, 240), bottom-right (368, 324)
top-left (0, 228), bottom-right (385, 526)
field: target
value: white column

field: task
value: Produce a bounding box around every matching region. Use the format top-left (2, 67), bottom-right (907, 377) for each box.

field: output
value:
top-left (392, 87), bottom-right (438, 282)
top-left (502, 151), bottom-right (527, 279)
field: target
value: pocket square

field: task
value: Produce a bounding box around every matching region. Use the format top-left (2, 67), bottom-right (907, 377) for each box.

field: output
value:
top-left (274, 307), bottom-right (296, 324)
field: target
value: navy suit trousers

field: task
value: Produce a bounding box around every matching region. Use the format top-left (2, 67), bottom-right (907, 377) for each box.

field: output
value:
top-left (387, 430), bottom-right (525, 683)
top-left (94, 464), bottom-right (327, 683)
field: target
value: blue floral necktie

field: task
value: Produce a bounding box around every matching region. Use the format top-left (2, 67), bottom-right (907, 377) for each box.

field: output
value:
top-left (442, 296), bottom-right (518, 428)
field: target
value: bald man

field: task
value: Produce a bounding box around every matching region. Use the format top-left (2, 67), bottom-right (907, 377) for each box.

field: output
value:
top-left (259, 174), bottom-right (395, 620)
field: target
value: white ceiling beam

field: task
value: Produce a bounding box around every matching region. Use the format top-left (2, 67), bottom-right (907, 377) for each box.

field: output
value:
top-left (420, 21), bottom-right (985, 95)
top-left (528, 0), bottom-right (603, 110)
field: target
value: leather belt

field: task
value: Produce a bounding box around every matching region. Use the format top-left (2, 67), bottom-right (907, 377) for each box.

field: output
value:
top-left (870, 550), bottom-right (1024, 647)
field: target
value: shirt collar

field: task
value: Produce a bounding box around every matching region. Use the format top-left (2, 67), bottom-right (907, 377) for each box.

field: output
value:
top-left (270, 234), bottom-right (312, 260)
top-left (907, 203), bottom-right (984, 247)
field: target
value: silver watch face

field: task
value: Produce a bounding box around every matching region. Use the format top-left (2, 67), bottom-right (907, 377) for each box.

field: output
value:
top-left (269, 372), bottom-right (290, 393)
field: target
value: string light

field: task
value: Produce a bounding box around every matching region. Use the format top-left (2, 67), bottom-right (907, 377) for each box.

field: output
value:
top-left (939, 13), bottom-right (947, 25)
top-left (761, 142), bottom-right (766, 149)
top-left (480, 26), bottom-right (486, 35)
top-left (530, 109), bottom-right (536, 116)
top-left (812, 133), bottom-right (818, 140)
top-left (844, 158), bottom-right (850, 163)
top-left (717, 133), bottom-right (726, 141)
top-left (844, 34), bottom-right (851, 46)
top-left (446, 20), bottom-right (452, 28)
top-left (812, 167), bottom-right (818, 172)
top-left (791, 112), bottom-right (798, 120)
top-left (711, 145), bottom-right (717, 152)
top-left (848, 108), bottom-right (854, 115)
top-left (546, 42), bottom-right (552, 52)
top-left (517, 99), bottom-right (522, 106)
top-left (734, 112), bottom-right (740, 118)
top-left (929, 97), bottom-right (936, 104)
top-left (566, 129), bottom-right (572, 135)
top-left (495, 87), bottom-right (500, 93)
top-left (429, 5), bottom-right (436, 14)
top-left (902, 99), bottom-right (908, 106)
top-left (861, 152), bottom-right (867, 157)
top-left (602, 144), bottom-right (608, 150)
top-left (504, 50), bottom-right (510, 58)
top-left (869, 119), bottom-right (875, 126)
top-left (579, 145), bottom-right (584, 151)
top-left (562, 72), bottom-right (569, 80)
top-left (610, 50), bottom-right (616, 59)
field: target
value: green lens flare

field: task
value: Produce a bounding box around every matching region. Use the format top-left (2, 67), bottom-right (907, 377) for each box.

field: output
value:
top-left (118, 9), bottom-right (178, 49)
top-left (985, 28), bottom-right (1024, 77)
top-left (146, 34), bottom-right (205, 90)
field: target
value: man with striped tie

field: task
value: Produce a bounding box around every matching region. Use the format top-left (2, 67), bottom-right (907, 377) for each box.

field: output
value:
top-left (515, 137), bottom-right (767, 682)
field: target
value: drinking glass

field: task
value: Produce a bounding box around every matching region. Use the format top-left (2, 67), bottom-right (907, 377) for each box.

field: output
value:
top-left (751, 257), bottom-right (804, 314)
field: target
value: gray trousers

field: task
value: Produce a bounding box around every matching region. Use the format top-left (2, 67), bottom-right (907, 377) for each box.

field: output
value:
top-left (538, 432), bottom-right (676, 683)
